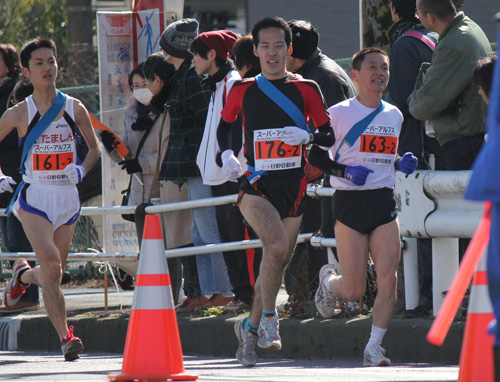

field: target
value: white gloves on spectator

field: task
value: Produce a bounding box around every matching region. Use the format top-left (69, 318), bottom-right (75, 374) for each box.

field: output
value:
top-left (221, 149), bottom-right (242, 181)
top-left (281, 126), bottom-right (310, 146)
top-left (0, 174), bottom-right (16, 193)
top-left (63, 163), bottom-right (86, 184)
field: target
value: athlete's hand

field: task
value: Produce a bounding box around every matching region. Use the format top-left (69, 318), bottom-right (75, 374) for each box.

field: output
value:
top-left (221, 149), bottom-right (242, 181)
top-left (345, 165), bottom-right (374, 186)
top-left (63, 163), bottom-right (86, 184)
top-left (281, 126), bottom-right (310, 146)
top-left (0, 174), bottom-right (16, 193)
top-left (100, 130), bottom-right (119, 153)
top-left (398, 152), bottom-right (418, 175)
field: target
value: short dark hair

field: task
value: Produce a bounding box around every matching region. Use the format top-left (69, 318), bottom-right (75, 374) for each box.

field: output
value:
top-left (418, 0), bottom-right (456, 21)
top-left (391, 0), bottom-right (417, 21)
top-left (251, 16), bottom-right (291, 48)
top-left (11, 79), bottom-right (34, 105)
top-left (142, 52), bottom-right (175, 84)
top-left (352, 47), bottom-right (389, 71)
top-left (19, 37), bottom-right (57, 69)
top-left (128, 62), bottom-right (145, 91)
top-left (0, 44), bottom-right (21, 81)
top-left (233, 35), bottom-right (261, 73)
top-left (472, 55), bottom-right (496, 97)
top-left (189, 37), bottom-right (226, 68)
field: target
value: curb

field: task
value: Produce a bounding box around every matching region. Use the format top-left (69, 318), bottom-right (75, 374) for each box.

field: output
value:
top-left (13, 310), bottom-right (464, 364)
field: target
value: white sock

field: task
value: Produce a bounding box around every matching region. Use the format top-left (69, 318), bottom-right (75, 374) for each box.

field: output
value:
top-left (323, 275), bottom-right (333, 293)
top-left (366, 325), bottom-right (387, 349)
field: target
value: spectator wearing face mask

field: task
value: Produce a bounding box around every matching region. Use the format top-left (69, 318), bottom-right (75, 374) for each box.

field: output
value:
top-left (100, 62), bottom-right (166, 243)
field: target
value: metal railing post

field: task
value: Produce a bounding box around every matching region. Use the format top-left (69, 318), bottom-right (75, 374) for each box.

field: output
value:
top-left (402, 237), bottom-right (419, 310)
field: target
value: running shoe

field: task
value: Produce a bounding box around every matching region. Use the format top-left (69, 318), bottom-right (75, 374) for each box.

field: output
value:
top-left (61, 326), bottom-right (84, 361)
top-left (315, 264), bottom-right (337, 318)
top-left (4, 258), bottom-right (31, 308)
top-left (234, 318), bottom-right (258, 367)
top-left (363, 344), bottom-right (391, 366)
top-left (257, 315), bottom-right (281, 350)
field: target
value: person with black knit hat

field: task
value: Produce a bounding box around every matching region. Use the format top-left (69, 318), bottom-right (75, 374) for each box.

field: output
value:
top-left (159, 19), bottom-right (234, 313)
top-left (284, 19), bottom-right (357, 309)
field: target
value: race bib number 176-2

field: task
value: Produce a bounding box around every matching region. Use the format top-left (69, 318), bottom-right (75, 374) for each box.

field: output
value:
top-left (254, 128), bottom-right (301, 171)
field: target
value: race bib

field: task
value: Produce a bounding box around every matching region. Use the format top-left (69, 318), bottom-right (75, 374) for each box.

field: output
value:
top-left (358, 125), bottom-right (398, 166)
top-left (32, 132), bottom-right (75, 181)
top-left (254, 128), bottom-right (301, 171)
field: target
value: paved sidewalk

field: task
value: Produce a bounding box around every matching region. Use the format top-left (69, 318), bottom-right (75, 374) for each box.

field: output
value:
top-left (0, 288), bottom-right (464, 365)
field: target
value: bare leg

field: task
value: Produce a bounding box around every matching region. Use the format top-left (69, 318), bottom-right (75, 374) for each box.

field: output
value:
top-left (368, 219), bottom-right (401, 329)
top-left (18, 210), bottom-right (74, 340)
top-left (238, 194), bottom-right (302, 326)
top-left (329, 220), bottom-right (369, 301)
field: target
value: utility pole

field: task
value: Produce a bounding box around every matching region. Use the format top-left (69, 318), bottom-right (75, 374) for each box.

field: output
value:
top-left (66, 0), bottom-right (96, 86)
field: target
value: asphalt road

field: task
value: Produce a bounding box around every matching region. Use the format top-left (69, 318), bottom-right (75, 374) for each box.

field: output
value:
top-left (0, 352), bottom-right (459, 382)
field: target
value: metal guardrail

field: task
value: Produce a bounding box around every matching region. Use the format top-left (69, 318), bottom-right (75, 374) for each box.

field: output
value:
top-left (0, 173), bottom-right (482, 315)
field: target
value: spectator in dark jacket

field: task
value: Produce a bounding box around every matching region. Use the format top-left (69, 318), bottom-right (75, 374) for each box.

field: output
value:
top-left (284, 20), bottom-right (357, 304)
top-left (385, 0), bottom-right (442, 318)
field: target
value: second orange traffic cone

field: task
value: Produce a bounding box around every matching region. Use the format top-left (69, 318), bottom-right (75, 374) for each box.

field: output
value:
top-left (109, 214), bottom-right (198, 382)
top-left (458, 251), bottom-right (495, 382)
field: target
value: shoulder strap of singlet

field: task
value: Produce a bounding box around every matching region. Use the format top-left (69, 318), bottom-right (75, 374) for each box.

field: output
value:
top-left (334, 100), bottom-right (386, 161)
top-left (6, 90), bottom-right (67, 217)
top-left (255, 74), bottom-right (309, 133)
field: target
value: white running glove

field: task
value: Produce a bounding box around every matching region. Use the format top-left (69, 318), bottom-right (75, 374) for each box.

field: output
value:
top-left (281, 126), bottom-right (310, 146)
top-left (0, 174), bottom-right (16, 193)
top-left (221, 149), bottom-right (242, 181)
top-left (63, 163), bottom-right (86, 184)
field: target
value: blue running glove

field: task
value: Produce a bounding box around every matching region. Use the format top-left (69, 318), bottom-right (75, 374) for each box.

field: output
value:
top-left (398, 152), bottom-right (418, 175)
top-left (345, 165), bottom-right (374, 186)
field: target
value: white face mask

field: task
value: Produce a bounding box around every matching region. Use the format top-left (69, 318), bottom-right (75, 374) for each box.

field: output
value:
top-left (133, 88), bottom-right (153, 105)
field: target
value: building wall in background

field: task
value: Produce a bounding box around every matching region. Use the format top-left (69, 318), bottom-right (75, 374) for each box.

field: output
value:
top-left (246, 0), bottom-right (360, 60)
top-left (247, 0), bottom-right (498, 60)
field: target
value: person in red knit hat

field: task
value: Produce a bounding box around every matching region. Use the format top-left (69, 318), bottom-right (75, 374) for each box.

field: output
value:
top-left (189, 30), bottom-right (252, 311)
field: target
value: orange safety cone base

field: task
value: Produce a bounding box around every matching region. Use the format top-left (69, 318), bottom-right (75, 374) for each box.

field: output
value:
top-left (108, 215), bottom-right (197, 382)
top-left (458, 312), bottom-right (495, 382)
top-left (121, 310), bottom-right (184, 375)
top-left (108, 372), bottom-right (198, 381)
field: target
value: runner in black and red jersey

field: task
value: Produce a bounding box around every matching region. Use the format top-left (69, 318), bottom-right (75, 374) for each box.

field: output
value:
top-left (216, 16), bottom-right (334, 367)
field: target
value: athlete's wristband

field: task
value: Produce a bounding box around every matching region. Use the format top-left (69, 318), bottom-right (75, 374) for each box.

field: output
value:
top-left (329, 162), bottom-right (347, 178)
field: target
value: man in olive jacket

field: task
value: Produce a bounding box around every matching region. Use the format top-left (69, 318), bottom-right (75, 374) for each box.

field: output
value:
top-left (408, 0), bottom-right (492, 171)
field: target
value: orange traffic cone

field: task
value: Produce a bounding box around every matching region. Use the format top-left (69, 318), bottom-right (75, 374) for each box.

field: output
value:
top-left (109, 214), bottom-right (198, 382)
top-left (458, 251), bottom-right (495, 382)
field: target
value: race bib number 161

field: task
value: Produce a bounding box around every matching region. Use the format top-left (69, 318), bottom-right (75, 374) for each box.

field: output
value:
top-left (254, 128), bottom-right (301, 171)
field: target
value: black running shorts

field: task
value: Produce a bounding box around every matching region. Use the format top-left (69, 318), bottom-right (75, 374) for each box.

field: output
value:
top-left (332, 188), bottom-right (397, 234)
top-left (238, 174), bottom-right (307, 219)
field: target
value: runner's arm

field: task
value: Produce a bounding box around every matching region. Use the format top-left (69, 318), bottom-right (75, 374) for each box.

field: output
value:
top-left (308, 145), bottom-right (346, 178)
top-left (217, 118), bottom-right (232, 153)
top-left (310, 121), bottom-right (335, 147)
top-left (0, 103), bottom-right (26, 143)
top-left (73, 100), bottom-right (101, 173)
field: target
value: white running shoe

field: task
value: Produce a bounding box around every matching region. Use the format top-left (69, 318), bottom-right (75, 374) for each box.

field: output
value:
top-left (257, 315), bottom-right (281, 350)
top-left (315, 264), bottom-right (337, 318)
top-left (4, 258), bottom-right (31, 308)
top-left (234, 318), bottom-right (258, 367)
top-left (363, 344), bottom-right (391, 366)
